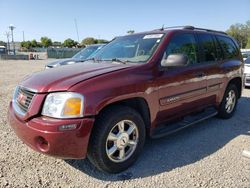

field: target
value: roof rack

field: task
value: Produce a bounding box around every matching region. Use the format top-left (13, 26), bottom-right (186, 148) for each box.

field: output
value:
top-left (156, 25), bottom-right (227, 35)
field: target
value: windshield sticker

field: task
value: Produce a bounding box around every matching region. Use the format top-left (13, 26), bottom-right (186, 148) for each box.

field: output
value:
top-left (143, 34), bottom-right (163, 39)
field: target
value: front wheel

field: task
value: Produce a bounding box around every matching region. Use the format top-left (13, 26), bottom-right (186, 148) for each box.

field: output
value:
top-left (218, 84), bottom-right (238, 119)
top-left (87, 106), bottom-right (146, 173)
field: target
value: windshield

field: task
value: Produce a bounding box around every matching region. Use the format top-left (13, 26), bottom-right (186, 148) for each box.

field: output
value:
top-left (95, 33), bottom-right (164, 63)
top-left (73, 45), bottom-right (102, 60)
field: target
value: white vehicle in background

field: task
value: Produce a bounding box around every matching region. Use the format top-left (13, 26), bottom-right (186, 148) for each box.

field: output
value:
top-left (241, 49), bottom-right (250, 61)
top-left (244, 57), bottom-right (250, 87)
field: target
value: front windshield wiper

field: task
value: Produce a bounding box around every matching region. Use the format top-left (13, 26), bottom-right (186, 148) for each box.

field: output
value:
top-left (81, 57), bottom-right (99, 63)
top-left (103, 58), bottom-right (132, 64)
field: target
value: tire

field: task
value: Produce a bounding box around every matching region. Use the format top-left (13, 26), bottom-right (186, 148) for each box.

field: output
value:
top-left (87, 105), bottom-right (146, 173)
top-left (218, 84), bottom-right (238, 119)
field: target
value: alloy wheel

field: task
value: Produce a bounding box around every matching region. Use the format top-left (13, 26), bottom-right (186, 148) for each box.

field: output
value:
top-left (106, 120), bottom-right (139, 163)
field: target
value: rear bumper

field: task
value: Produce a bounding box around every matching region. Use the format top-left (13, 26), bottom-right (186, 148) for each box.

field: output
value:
top-left (8, 102), bottom-right (94, 159)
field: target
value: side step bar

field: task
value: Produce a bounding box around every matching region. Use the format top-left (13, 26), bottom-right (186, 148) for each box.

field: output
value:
top-left (151, 107), bottom-right (218, 139)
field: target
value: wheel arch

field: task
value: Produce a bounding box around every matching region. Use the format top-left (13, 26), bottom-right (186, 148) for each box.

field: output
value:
top-left (227, 77), bottom-right (242, 98)
top-left (95, 97), bottom-right (151, 135)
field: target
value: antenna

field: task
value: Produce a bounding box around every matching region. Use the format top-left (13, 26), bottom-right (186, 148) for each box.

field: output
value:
top-left (74, 19), bottom-right (80, 43)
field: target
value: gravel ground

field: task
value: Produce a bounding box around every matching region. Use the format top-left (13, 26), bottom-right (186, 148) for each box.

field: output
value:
top-left (0, 60), bottom-right (250, 188)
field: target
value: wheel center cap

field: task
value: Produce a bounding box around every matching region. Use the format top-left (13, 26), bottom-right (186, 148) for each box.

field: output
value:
top-left (117, 133), bottom-right (129, 148)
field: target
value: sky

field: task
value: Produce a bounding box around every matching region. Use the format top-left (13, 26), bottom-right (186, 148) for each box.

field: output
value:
top-left (0, 0), bottom-right (249, 42)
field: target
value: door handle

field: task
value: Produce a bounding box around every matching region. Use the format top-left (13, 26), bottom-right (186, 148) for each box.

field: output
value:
top-left (194, 72), bottom-right (205, 78)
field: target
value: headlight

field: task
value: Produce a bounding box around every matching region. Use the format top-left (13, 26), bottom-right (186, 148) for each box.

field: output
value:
top-left (42, 92), bottom-right (84, 118)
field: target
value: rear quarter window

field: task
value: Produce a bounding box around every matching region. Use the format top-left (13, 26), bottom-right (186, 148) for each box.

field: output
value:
top-left (216, 36), bottom-right (238, 60)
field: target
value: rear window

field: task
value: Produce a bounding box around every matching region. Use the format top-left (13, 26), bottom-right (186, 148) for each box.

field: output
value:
top-left (216, 36), bottom-right (238, 59)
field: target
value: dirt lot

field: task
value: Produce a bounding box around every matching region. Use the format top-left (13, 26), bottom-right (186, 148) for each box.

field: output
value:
top-left (0, 60), bottom-right (249, 188)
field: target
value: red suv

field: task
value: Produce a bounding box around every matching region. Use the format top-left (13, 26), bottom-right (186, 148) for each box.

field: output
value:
top-left (8, 26), bottom-right (243, 173)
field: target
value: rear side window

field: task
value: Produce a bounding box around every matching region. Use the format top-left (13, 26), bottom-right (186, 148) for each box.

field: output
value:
top-left (164, 33), bottom-right (198, 64)
top-left (197, 34), bottom-right (217, 62)
top-left (216, 36), bottom-right (238, 59)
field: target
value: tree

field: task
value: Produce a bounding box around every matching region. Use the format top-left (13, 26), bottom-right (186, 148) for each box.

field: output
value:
top-left (40, 37), bottom-right (52, 48)
top-left (81, 37), bottom-right (96, 45)
top-left (31, 39), bottom-right (38, 48)
top-left (52, 41), bottom-right (62, 47)
top-left (63, 38), bottom-right (78, 48)
top-left (246, 36), bottom-right (250, 49)
top-left (227, 20), bottom-right (250, 49)
top-left (21, 41), bottom-right (32, 49)
top-left (127, 30), bottom-right (135, 34)
top-left (0, 41), bottom-right (6, 46)
top-left (95, 39), bottom-right (109, 44)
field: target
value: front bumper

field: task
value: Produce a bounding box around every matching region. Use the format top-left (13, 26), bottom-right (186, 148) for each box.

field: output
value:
top-left (8, 102), bottom-right (94, 159)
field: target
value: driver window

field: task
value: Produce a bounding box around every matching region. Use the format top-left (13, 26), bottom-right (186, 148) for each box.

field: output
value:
top-left (164, 33), bottom-right (198, 65)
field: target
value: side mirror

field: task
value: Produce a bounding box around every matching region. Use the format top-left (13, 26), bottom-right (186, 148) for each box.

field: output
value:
top-left (161, 53), bottom-right (189, 67)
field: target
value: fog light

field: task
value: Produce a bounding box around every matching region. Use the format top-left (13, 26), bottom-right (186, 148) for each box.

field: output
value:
top-left (59, 124), bottom-right (77, 131)
top-left (36, 136), bottom-right (49, 152)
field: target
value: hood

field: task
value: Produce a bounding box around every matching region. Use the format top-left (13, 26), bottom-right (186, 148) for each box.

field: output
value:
top-left (21, 61), bottom-right (130, 93)
top-left (46, 58), bottom-right (79, 67)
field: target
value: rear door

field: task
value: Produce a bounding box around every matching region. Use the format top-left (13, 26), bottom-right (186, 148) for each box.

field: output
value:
top-left (196, 33), bottom-right (224, 104)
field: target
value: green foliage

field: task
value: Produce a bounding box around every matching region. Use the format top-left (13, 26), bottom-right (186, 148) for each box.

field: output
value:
top-left (95, 39), bottom-right (109, 44)
top-left (21, 41), bottom-right (32, 49)
top-left (227, 20), bottom-right (250, 49)
top-left (81, 37), bottom-right (109, 46)
top-left (21, 40), bottom-right (41, 49)
top-left (40, 37), bottom-right (52, 48)
top-left (0, 41), bottom-right (6, 46)
top-left (31, 39), bottom-right (39, 47)
top-left (81, 37), bottom-right (95, 45)
top-left (52, 41), bottom-right (62, 47)
top-left (246, 36), bottom-right (250, 49)
top-left (63, 38), bottom-right (78, 48)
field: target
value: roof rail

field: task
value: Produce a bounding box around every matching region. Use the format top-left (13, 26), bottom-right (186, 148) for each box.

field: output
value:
top-left (187, 26), bottom-right (227, 35)
top-left (156, 25), bottom-right (227, 35)
top-left (156, 25), bottom-right (193, 31)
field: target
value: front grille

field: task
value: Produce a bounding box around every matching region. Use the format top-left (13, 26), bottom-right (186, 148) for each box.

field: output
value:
top-left (13, 86), bottom-right (35, 115)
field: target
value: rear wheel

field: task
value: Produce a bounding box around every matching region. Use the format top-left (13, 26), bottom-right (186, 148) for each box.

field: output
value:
top-left (87, 106), bottom-right (146, 173)
top-left (218, 84), bottom-right (238, 119)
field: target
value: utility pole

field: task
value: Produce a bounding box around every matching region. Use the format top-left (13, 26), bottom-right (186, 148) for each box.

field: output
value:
top-left (22, 31), bottom-right (25, 42)
top-left (9, 24), bottom-right (16, 55)
top-left (4, 31), bottom-right (10, 54)
top-left (74, 19), bottom-right (80, 43)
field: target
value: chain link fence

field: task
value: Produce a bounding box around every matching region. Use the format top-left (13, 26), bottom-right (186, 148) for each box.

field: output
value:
top-left (46, 48), bottom-right (82, 59)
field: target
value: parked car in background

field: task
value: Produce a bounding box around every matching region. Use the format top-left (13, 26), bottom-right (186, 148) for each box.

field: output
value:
top-left (241, 51), bottom-right (250, 61)
top-left (45, 44), bottom-right (105, 69)
top-left (8, 26), bottom-right (243, 173)
top-left (0, 46), bottom-right (6, 55)
top-left (244, 57), bottom-right (250, 87)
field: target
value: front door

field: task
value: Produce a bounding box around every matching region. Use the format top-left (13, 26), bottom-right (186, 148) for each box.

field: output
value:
top-left (156, 32), bottom-right (209, 123)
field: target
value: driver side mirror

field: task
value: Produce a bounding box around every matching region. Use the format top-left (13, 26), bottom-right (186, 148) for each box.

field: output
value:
top-left (161, 53), bottom-right (189, 67)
